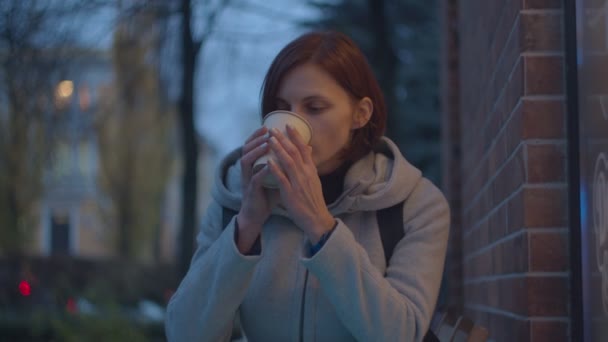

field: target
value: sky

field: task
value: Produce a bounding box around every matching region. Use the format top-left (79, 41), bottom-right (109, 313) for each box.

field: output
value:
top-left (76, 0), bottom-right (320, 160)
top-left (83, 0), bottom-right (320, 158)
top-left (195, 0), bottom-right (321, 159)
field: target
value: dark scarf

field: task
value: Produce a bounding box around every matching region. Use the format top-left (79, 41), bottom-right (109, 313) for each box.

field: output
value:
top-left (319, 161), bottom-right (352, 205)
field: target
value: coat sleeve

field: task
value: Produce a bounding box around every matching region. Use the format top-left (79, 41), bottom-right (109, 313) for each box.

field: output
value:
top-left (165, 200), bottom-right (262, 342)
top-left (301, 178), bottom-right (450, 342)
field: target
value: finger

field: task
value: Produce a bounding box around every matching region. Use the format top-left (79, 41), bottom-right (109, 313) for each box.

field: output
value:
top-left (267, 158), bottom-right (291, 190)
top-left (242, 140), bottom-right (269, 166)
top-left (286, 124), bottom-right (313, 164)
top-left (270, 128), bottom-right (302, 164)
top-left (250, 162), bottom-right (273, 189)
top-left (245, 126), bottom-right (268, 144)
top-left (243, 127), bottom-right (269, 156)
top-left (250, 162), bottom-right (268, 181)
top-left (242, 133), bottom-right (268, 155)
top-left (240, 141), bottom-right (269, 178)
top-left (269, 135), bottom-right (298, 177)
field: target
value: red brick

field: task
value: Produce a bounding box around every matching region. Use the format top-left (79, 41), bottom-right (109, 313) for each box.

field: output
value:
top-left (482, 311), bottom-right (530, 342)
top-left (489, 12), bottom-right (523, 106)
top-left (530, 321), bottom-right (568, 342)
top-left (527, 276), bottom-right (568, 316)
top-left (466, 232), bottom-right (529, 278)
top-left (477, 219), bottom-right (490, 252)
top-left (504, 232), bottom-right (529, 274)
top-left (526, 143), bottom-right (566, 183)
top-left (528, 231), bottom-right (568, 272)
top-left (464, 246), bottom-right (492, 279)
top-left (494, 146), bottom-right (525, 204)
top-left (506, 102), bottom-right (524, 157)
top-left (523, 187), bottom-right (568, 228)
top-left (505, 59), bottom-right (525, 118)
top-left (523, 0), bottom-right (562, 9)
top-left (488, 134), bottom-right (505, 180)
top-left (489, 204), bottom-right (508, 242)
top-left (521, 12), bottom-right (563, 52)
top-left (524, 56), bottom-right (564, 95)
top-left (522, 99), bottom-right (565, 139)
top-left (507, 189), bottom-right (525, 234)
top-left (447, 0), bottom-right (571, 339)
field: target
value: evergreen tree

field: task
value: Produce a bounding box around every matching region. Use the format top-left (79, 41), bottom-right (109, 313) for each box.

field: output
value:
top-left (305, 0), bottom-right (441, 184)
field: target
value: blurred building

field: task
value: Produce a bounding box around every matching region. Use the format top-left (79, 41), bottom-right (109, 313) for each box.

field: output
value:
top-left (440, 0), bottom-right (607, 341)
top-left (31, 49), bottom-right (218, 264)
top-left (36, 51), bottom-right (112, 259)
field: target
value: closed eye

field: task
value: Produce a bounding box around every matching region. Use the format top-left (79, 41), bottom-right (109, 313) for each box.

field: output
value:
top-left (305, 102), bottom-right (329, 115)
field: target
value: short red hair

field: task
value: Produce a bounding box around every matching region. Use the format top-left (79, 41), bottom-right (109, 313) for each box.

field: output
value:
top-left (260, 31), bottom-right (387, 162)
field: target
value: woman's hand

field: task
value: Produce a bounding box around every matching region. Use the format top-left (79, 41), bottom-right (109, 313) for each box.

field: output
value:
top-left (236, 126), bottom-right (279, 252)
top-left (267, 125), bottom-right (336, 244)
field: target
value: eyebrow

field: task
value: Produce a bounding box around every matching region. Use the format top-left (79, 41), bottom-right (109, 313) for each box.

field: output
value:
top-left (276, 95), bottom-right (330, 102)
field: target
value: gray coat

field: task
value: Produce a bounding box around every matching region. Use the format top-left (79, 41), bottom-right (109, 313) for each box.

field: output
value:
top-left (165, 137), bottom-right (450, 342)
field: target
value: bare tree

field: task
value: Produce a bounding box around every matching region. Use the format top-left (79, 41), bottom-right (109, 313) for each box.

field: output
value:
top-left (177, 0), bottom-right (232, 277)
top-left (95, 3), bottom-right (176, 262)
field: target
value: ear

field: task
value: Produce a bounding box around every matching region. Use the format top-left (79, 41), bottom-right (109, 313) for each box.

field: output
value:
top-left (351, 97), bottom-right (373, 129)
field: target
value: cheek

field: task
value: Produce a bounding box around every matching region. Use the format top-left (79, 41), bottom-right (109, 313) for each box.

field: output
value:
top-left (309, 128), bottom-right (350, 159)
top-left (305, 113), bottom-right (352, 160)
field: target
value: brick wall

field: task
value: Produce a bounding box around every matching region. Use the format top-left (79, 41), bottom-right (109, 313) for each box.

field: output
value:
top-left (441, 0), bottom-right (570, 340)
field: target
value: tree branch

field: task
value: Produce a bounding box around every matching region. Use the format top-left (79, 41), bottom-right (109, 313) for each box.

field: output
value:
top-left (199, 0), bottom-right (233, 44)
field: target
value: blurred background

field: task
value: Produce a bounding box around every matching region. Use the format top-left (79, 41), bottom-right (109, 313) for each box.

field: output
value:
top-left (0, 0), bottom-right (440, 340)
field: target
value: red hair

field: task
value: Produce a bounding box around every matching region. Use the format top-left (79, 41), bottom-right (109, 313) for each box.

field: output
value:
top-left (260, 31), bottom-right (387, 162)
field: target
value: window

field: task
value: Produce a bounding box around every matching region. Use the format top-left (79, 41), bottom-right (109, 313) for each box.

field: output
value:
top-left (50, 214), bottom-right (71, 255)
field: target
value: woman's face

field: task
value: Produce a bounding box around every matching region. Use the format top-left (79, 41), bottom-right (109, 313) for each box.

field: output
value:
top-left (274, 63), bottom-right (369, 175)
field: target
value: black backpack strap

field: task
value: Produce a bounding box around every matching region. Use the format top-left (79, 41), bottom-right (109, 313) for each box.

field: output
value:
top-left (377, 203), bottom-right (438, 342)
top-left (376, 201), bottom-right (405, 267)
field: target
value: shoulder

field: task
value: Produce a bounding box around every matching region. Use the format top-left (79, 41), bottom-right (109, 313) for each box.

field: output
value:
top-left (402, 178), bottom-right (450, 231)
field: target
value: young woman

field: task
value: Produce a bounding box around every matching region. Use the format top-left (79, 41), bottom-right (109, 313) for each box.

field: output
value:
top-left (165, 30), bottom-right (450, 342)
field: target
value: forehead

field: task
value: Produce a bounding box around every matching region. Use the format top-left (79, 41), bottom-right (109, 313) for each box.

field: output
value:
top-left (277, 63), bottom-right (348, 101)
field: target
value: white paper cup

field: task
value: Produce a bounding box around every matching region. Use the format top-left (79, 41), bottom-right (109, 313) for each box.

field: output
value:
top-left (253, 110), bottom-right (313, 188)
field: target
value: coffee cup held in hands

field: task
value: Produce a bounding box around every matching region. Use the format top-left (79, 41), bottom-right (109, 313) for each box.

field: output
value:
top-left (253, 110), bottom-right (313, 188)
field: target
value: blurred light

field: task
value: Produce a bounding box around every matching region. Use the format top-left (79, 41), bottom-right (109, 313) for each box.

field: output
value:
top-left (18, 280), bottom-right (31, 296)
top-left (56, 80), bottom-right (74, 99)
top-left (66, 297), bottom-right (77, 314)
top-left (164, 288), bottom-right (175, 304)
